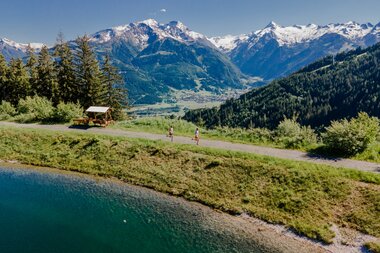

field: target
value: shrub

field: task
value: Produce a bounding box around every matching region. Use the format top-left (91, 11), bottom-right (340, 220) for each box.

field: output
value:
top-left (54, 102), bottom-right (83, 123)
top-left (211, 126), bottom-right (274, 144)
top-left (276, 118), bottom-right (317, 148)
top-left (0, 101), bottom-right (16, 120)
top-left (17, 96), bottom-right (55, 122)
top-left (12, 113), bottom-right (37, 123)
top-left (323, 112), bottom-right (379, 156)
top-left (111, 108), bottom-right (127, 121)
top-left (246, 127), bottom-right (273, 143)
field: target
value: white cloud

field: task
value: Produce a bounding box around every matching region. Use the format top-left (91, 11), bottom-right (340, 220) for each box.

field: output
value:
top-left (160, 8), bottom-right (167, 13)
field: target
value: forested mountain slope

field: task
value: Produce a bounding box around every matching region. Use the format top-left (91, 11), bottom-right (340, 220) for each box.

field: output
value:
top-left (183, 43), bottom-right (380, 129)
top-left (89, 20), bottom-right (246, 104)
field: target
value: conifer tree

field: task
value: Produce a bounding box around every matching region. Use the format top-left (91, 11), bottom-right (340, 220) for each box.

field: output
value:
top-left (25, 45), bottom-right (39, 96)
top-left (54, 32), bottom-right (77, 103)
top-left (101, 53), bottom-right (128, 120)
top-left (36, 46), bottom-right (58, 103)
top-left (0, 53), bottom-right (9, 101)
top-left (74, 35), bottom-right (104, 108)
top-left (7, 58), bottom-right (29, 105)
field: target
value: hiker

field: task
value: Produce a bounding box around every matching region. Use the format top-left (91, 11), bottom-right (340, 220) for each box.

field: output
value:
top-left (193, 127), bottom-right (200, 145)
top-left (168, 126), bottom-right (174, 142)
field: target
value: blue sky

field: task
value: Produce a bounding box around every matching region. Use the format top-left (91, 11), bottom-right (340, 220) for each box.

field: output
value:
top-left (1, 0), bottom-right (379, 45)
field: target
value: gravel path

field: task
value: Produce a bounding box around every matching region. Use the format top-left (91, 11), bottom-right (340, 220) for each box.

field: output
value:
top-left (1, 122), bottom-right (379, 174)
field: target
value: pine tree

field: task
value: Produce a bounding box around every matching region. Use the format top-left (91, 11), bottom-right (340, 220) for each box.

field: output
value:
top-left (7, 58), bottom-right (29, 105)
top-left (74, 35), bottom-right (104, 108)
top-left (0, 53), bottom-right (9, 101)
top-left (36, 46), bottom-right (58, 103)
top-left (101, 53), bottom-right (128, 120)
top-left (25, 45), bottom-right (39, 96)
top-left (54, 32), bottom-right (77, 103)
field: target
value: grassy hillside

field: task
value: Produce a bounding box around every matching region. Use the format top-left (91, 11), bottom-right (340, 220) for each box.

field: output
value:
top-left (0, 126), bottom-right (379, 244)
top-left (184, 43), bottom-right (380, 128)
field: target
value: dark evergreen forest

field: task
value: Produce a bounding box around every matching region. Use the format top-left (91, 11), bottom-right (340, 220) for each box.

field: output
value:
top-left (0, 35), bottom-right (127, 117)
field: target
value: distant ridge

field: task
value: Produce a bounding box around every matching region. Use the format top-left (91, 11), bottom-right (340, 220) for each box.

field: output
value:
top-left (210, 21), bottom-right (380, 79)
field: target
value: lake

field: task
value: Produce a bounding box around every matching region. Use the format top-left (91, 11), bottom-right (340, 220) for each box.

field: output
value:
top-left (0, 165), bottom-right (318, 253)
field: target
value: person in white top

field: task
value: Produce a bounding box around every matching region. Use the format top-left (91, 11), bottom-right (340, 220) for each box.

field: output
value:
top-left (168, 126), bottom-right (174, 142)
top-left (193, 127), bottom-right (200, 145)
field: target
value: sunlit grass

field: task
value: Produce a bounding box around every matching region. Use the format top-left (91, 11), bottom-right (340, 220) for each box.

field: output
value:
top-left (115, 117), bottom-right (380, 163)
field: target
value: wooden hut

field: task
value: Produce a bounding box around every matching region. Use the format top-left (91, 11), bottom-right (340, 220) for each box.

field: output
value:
top-left (73, 106), bottom-right (113, 127)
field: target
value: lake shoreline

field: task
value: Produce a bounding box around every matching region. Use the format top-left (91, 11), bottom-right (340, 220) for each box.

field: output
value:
top-left (1, 160), bottom-right (375, 253)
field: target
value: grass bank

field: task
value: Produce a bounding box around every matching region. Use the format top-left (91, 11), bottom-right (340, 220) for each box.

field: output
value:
top-left (365, 241), bottom-right (380, 253)
top-left (115, 117), bottom-right (380, 163)
top-left (0, 126), bottom-right (379, 244)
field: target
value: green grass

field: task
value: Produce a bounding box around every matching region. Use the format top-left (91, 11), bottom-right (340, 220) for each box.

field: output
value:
top-left (116, 117), bottom-right (199, 137)
top-left (115, 117), bottom-right (380, 162)
top-left (353, 142), bottom-right (380, 163)
top-left (115, 117), bottom-right (285, 147)
top-left (0, 126), bottom-right (379, 244)
top-left (365, 241), bottom-right (380, 253)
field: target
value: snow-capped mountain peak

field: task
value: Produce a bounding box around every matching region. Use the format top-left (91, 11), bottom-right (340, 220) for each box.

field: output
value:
top-left (265, 21), bottom-right (280, 29)
top-left (371, 22), bottom-right (380, 32)
top-left (208, 34), bottom-right (248, 53)
top-left (90, 19), bottom-right (207, 48)
top-left (166, 20), bottom-right (186, 30)
top-left (210, 21), bottom-right (378, 51)
top-left (0, 38), bottom-right (44, 52)
top-left (140, 18), bottom-right (159, 27)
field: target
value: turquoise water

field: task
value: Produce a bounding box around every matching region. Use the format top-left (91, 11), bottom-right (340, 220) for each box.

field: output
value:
top-left (0, 167), bottom-right (273, 253)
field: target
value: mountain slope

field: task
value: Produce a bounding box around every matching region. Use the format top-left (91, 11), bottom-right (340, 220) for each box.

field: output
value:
top-left (210, 21), bottom-right (380, 80)
top-left (0, 38), bottom-right (43, 61)
top-left (1, 19), bottom-right (246, 105)
top-left (183, 42), bottom-right (380, 129)
top-left (89, 19), bottom-right (246, 104)
top-left (3, 19), bottom-right (380, 105)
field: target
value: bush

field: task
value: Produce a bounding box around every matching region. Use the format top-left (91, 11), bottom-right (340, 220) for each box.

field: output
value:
top-left (14, 96), bottom-right (83, 123)
top-left (246, 127), bottom-right (274, 143)
top-left (17, 96), bottom-right (55, 122)
top-left (0, 101), bottom-right (16, 120)
top-left (12, 113), bottom-right (37, 123)
top-left (54, 102), bottom-right (83, 123)
top-left (276, 118), bottom-right (317, 149)
top-left (211, 126), bottom-right (274, 144)
top-left (323, 112), bottom-right (379, 156)
top-left (111, 108), bottom-right (127, 121)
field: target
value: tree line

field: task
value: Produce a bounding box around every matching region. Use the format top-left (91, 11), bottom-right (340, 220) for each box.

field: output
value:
top-left (0, 34), bottom-right (127, 119)
top-left (184, 42), bottom-right (380, 129)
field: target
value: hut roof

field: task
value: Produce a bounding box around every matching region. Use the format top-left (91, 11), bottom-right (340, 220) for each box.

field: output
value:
top-left (85, 106), bottom-right (111, 113)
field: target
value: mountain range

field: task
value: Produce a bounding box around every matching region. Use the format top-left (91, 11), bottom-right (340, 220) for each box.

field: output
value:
top-left (210, 21), bottom-right (380, 79)
top-left (0, 38), bottom-right (43, 61)
top-left (87, 19), bottom-right (246, 104)
top-left (1, 19), bottom-right (380, 104)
